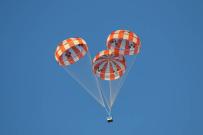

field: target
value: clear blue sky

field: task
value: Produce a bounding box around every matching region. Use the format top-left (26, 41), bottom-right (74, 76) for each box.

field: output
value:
top-left (1, 0), bottom-right (203, 135)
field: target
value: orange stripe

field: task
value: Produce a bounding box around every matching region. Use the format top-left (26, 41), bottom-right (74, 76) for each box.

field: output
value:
top-left (77, 38), bottom-right (83, 44)
top-left (100, 62), bottom-right (108, 80)
top-left (128, 32), bottom-right (134, 41)
top-left (72, 46), bottom-right (83, 58)
top-left (104, 50), bottom-right (109, 55)
top-left (133, 46), bottom-right (138, 54)
top-left (83, 44), bottom-right (88, 52)
top-left (57, 46), bottom-right (66, 65)
top-left (109, 62), bottom-right (115, 80)
top-left (134, 37), bottom-right (140, 54)
top-left (136, 37), bottom-right (141, 47)
top-left (67, 38), bottom-right (75, 48)
top-left (114, 49), bottom-right (120, 55)
top-left (118, 31), bottom-right (124, 39)
top-left (55, 51), bottom-right (60, 60)
top-left (118, 70), bottom-right (123, 77)
top-left (60, 45), bottom-right (66, 53)
top-left (107, 42), bottom-right (111, 49)
top-left (79, 44), bottom-right (87, 54)
top-left (125, 40), bottom-right (130, 55)
top-left (59, 56), bottom-right (65, 66)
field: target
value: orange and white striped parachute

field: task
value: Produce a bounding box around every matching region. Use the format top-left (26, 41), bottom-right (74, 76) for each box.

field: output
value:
top-left (106, 30), bottom-right (141, 55)
top-left (92, 50), bottom-right (126, 80)
top-left (55, 37), bottom-right (88, 66)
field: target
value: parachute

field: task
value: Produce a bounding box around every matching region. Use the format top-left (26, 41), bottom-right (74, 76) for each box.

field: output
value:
top-left (92, 50), bottom-right (126, 80)
top-left (55, 30), bottom-right (141, 123)
top-left (106, 30), bottom-right (141, 55)
top-left (55, 37), bottom-right (88, 66)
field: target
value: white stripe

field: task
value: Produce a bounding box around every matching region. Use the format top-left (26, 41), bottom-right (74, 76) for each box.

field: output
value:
top-left (120, 39), bottom-right (126, 50)
top-left (69, 48), bottom-right (79, 62)
top-left (98, 61), bottom-right (107, 70)
top-left (110, 61), bottom-right (118, 77)
top-left (58, 50), bottom-right (62, 56)
top-left (113, 33), bottom-right (119, 39)
top-left (111, 59), bottom-right (125, 72)
top-left (73, 40), bottom-right (79, 45)
top-left (123, 33), bottom-right (129, 40)
top-left (133, 37), bottom-right (137, 44)
top-left (64, 44), bottom-right (70, 50)
top-left (96, 61), bottom-right (107, 77)
top-left (104, 61), bottom-right (110, 79)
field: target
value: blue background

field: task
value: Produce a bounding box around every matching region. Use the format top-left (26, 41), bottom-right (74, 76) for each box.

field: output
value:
top-left (1, 0), bottom-right (203, 134)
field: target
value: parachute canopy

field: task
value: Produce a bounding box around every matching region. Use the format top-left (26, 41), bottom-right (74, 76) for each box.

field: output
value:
top-left (55, 37), bottom-right (88, 66)
top-left (107, 30), bottom-right (141, 55)
top-left (92, 50), bottom-right (126, 80)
